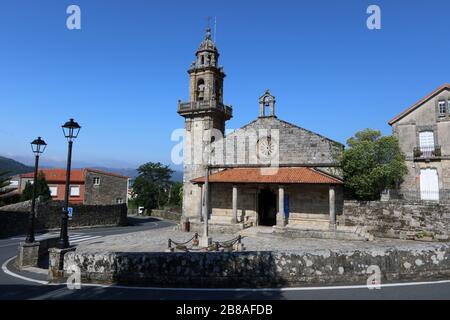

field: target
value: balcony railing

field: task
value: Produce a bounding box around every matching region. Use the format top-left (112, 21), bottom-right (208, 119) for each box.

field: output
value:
top-left (413, 145), bottom-right (441, 159)
top-left (178, 100), bottom-right (232, 117)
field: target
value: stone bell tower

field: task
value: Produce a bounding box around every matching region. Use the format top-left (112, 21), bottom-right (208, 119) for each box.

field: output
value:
top-left (177, 26), bottom-right (233, 223)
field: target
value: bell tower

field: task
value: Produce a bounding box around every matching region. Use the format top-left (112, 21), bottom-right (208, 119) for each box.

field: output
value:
top-left (178, 26), bottom-right (233, 223)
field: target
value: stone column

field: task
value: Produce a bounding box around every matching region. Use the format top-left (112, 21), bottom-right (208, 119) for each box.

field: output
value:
top-left (277, 185), bottom-right (286, 227)
top-left (232, 185), bottom-right (238, 223)
top-left (200, 167), bottom-right (212, 247)
top-left (199, 184), bottom-right (204, 222)
top-left (329, 185), bottom-right (336, 230)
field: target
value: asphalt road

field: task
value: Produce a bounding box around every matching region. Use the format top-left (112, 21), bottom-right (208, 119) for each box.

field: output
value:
top-left (1, 216), bottom-right (450, 300)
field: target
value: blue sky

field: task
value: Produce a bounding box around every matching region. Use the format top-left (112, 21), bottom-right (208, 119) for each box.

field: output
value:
top-left (1, 0), bottom-right (449, 169)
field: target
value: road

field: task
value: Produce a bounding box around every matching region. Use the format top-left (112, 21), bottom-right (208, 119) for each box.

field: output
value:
top-left (1, 216), bottom-right (450, 300)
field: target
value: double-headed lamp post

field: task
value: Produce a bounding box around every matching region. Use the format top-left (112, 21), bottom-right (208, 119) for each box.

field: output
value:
top-left (57, 118), bottom-right (81, 249)
top-left (25, 137), bottom-right (47, 243)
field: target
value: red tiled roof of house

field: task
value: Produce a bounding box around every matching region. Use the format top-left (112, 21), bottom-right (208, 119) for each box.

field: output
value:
top-left (191, 167), bottom-right (343, 184)
top-left (388, 83), bottom-right (450, 125)
top-left (21, 169), bottom-right (85, 183)
top-left (20, 168), bottom-right (129, 183)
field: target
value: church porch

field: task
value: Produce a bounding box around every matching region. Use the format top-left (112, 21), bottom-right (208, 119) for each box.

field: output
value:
top-left (191, 167), bottom-right (344, 231)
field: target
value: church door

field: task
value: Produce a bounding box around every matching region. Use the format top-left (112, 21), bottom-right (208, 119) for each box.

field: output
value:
top-left (258, 189), bottom-right (277, 226)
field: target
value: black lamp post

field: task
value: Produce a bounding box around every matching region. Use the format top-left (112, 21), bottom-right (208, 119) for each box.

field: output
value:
top-left (57, 118), bottom-right (81, 249)
top-left (25, 137), bottom-right (47, 243)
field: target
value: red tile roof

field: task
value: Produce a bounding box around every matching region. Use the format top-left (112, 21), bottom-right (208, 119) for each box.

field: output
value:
top-left (388, 83), bottom-right (450, 125)
top-left (20, 168), bottom-right (129, 183)
top-left (21, 169), bottom-right (85, 183)
top-left (191, 167), bottom-right (343, 184)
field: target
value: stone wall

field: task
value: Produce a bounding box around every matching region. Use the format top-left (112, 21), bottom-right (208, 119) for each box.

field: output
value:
top-left (343, 200), bottom-right (450, 241)
top-left (0, 201), bottom-right (127, 238)
top-left (62, 243), bottom-right (450, 288)
top-left (150, 209), bottom-right (182, 221)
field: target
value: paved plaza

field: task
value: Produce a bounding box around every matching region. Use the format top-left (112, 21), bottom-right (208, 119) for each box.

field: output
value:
top-left (73, 225), bottom-right (447, 254)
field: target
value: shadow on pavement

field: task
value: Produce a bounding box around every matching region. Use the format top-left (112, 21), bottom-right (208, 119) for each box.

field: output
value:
top-left (0, 284), bottom-right (286, 300)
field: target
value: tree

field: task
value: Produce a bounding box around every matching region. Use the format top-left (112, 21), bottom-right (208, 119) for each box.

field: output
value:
top-left (340, 128), bottom-right (407, 201)
top-left (0, 170), bottom-right (11, 206)
top-left (132, 162), bottom-right (174, 211)
top-left (167, 182), bottom-right (183, 207)
top-left (20, 171), bottom-right (51, 202)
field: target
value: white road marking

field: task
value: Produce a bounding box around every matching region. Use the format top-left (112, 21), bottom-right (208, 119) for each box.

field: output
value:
top-left (1, 257), bottom-right (48, 285)
top-left (2, 233), bottom-right (101, 244)
top-left (70, 236), bottom-right (102, 243)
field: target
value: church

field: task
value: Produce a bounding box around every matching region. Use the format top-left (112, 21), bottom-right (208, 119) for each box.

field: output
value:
top-left (178, 27), bottom-right (344, 233)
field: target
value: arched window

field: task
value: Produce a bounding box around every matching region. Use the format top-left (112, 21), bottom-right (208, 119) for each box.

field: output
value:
top-left (197, 79), bottom-right (205, 101)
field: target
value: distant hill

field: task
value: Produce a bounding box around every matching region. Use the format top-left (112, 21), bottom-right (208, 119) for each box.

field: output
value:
top-left (170, 170), bottom-right (183, 182)
top-left (0, 157), bottom-right (183, 182)
top-left (0, 156), bottom-right (32, 176)
top-left (92, 167), bottom-right (183, 182)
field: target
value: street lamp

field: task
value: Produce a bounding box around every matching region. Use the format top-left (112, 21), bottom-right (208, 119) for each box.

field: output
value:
top-left (25, 137), bottom-right (47, 243)
top-left (57, 118), bottom-right (81, 249)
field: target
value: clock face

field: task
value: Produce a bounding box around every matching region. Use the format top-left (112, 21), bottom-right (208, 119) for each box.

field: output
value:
top-left (257, 136), bottom-right (276, 159)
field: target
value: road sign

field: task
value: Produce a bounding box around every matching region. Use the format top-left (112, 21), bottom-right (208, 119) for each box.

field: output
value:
top-left (68, 207), bottom-right (73, 220)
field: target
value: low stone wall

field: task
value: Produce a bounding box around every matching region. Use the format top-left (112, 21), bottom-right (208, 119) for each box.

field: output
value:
top-left (0, 201), bottom-right (127, 238)
top-left (0, 211), bottom-right (31, 239)
top-left (343, 200), bottom-right (450, 241)
top-left (150, 209), bottom-right (181, 221)
top-left (62, 243), bottom-right (450, 288)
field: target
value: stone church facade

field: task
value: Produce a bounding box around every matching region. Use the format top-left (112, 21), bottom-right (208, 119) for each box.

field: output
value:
top-left (178, 27), bottom-right (344, 232)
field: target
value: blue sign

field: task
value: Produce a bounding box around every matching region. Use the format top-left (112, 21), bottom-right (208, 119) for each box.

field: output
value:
top-left (68, 207), bottom-right (73, 220)
top-left (284, 195), bottom-right (289, 218)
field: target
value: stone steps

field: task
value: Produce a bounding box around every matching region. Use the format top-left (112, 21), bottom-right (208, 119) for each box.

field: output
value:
top-left (273, 224), bottom-right (374, 241)
top-left (289, 218), bottom-right (330, 229)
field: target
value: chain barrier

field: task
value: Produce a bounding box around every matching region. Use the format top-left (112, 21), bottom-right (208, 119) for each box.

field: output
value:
top-left (167, 234), bottom-right (245, 252)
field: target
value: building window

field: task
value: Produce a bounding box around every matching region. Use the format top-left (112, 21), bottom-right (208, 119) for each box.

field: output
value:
top-left (438, 101), bottom-right (446, 116)
top-left (70, 186), bottom-right (80, 197)
top-left (419, 131), bottom-right (435, 157)
top-left (49, 186), bottom-right (58, 197)
top-left (116, 198), bottom-right (124, 204)
top-left (448, 101), bottom-right (450, 114)
top-left (93, 177), bottom-right (100, 186)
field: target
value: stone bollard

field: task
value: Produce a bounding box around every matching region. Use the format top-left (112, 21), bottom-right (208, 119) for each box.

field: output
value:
top-left (192, 233), bottom-right (199, 247)
top-left (233, 235), bottom-right (245, 252)
top-left (17, 242), bottom-right (40, 269)
top-left (165, 239), bottom-right (175, 252)
top-left (48, 247), bottom-right (76, 282)
top-left (180, 217), bottom-right (190, 232)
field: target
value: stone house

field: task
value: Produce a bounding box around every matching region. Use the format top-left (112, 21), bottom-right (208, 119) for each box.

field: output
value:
top-left (389, 83), bottom-right (450, 202)
top-left (20, 168), bottom-right (129, 205)
top-left (178, 27), bottom-right (344, 232)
